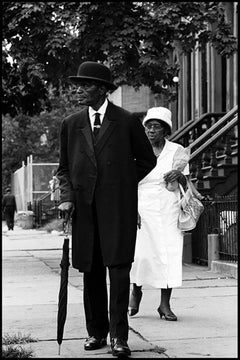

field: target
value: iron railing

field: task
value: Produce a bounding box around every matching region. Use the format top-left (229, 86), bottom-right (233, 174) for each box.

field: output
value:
top-left (33, 190), bottom-right (60, 227)
top-left (32, 190), bottom-right (238, 264)
top-left (191, 194), bottom-right (238, 264)
top-left (215, 194), bottom-right (238, 262)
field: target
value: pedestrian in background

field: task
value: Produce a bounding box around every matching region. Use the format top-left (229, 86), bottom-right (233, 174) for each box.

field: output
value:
top-left (2, 187), bottom-right (17, 230)
top-left (57, 61), bottom-right (156, 357)
top-left (129, 107), bottom-right (189, 321)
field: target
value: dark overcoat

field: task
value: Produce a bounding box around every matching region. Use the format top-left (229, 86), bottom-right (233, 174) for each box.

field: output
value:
top-left (57, 101), bottom-right (156, 271)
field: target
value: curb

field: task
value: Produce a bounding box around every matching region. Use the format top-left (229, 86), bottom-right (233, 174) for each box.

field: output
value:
top-left (211, 260), bottom-right (238, 279)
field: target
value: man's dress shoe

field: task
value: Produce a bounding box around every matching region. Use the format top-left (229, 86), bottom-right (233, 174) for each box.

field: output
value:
top-left (84, 336), bottom-right (107, 350)
top-left (111, 338), bottom-right (131, 357)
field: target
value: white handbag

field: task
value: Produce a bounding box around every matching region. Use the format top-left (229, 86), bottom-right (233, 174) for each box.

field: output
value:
top-left (178, 179), bottom-right (204, 231)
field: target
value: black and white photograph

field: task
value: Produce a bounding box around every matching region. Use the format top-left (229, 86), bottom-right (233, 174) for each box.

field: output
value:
top-left (2, 2), bottom-right (238, 358)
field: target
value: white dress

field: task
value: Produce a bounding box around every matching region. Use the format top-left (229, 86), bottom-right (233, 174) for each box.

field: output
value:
top-left (131, 139), bottom-right (189, 288)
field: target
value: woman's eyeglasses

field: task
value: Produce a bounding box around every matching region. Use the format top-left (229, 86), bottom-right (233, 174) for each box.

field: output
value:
top-left (144, 124), bottom-right (164, 131)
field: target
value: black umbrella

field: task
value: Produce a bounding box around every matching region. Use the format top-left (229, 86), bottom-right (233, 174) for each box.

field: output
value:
top-left (57, 217), bottom-right (71, 355)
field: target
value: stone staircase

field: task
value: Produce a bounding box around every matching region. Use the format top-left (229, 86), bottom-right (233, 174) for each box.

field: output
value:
top-left (169, 106), bottom-right (238, 198)
top-left (170, 107), bottom-right (238, 266)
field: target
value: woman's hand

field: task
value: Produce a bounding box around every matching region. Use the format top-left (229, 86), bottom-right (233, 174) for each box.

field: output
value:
top-left (164, 170), bottom-right (186, 189)
top-left (163, 170), bottom-right (183, 183)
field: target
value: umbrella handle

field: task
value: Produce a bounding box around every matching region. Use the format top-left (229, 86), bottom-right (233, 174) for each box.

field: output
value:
top-left (63, 218), bottom-right (71, 238)
top-left (63, 207), bottom-right (74, 237)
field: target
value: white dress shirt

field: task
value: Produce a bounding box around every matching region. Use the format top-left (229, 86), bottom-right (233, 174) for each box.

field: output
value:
top-left (88, 98), bottom-right (108, 131)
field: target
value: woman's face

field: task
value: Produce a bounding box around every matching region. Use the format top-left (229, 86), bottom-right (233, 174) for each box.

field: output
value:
top-left (144, 120), bottom-right (166, 144)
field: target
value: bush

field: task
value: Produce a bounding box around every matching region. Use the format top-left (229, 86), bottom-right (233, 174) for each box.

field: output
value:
top-left (2, 333), bottom-right (38, 345)
top-left (2, 333), bottom-right (38, 358)
top-left (2, 344), bottom-right (34, 358)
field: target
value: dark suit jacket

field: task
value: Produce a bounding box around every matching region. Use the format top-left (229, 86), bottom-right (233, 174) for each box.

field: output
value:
top-left (2, 194), bottom-right (17, 212)
top-left (57, 101), bottom-right (156, 271)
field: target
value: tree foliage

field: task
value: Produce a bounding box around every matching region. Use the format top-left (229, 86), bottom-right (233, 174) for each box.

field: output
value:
top-left (2, 2), bottom-right (237, 190)
top-left (2, 2), bottom-right (82, 116)
top-left (2, 2), bottom-right (237, 116)
top-left (2, 88), bottom-right (82, 190)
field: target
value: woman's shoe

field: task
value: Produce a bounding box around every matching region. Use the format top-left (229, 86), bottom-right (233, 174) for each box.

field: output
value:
top-left (157, 306), bottom-right (177, 321)
top-left (128, 288), bottom-right (142, 316)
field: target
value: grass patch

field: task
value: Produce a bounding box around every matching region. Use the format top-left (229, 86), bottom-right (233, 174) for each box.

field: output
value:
top-left (2, 333), bottom-right (38, 358)
top-left (2, 345), bottom-right (34, 358)
top-left (2, 333), bottom-right (38, 345)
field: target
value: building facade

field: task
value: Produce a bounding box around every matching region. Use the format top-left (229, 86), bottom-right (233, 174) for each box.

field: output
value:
top-left (109, 2), bottom-right (238, 133)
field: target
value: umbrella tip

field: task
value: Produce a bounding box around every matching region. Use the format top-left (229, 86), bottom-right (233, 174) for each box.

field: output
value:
top-left (58, 344), bottom-right (61, 355)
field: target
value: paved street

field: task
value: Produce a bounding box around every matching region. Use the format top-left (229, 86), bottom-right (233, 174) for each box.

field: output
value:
top-left (2, 222), bottom-right (238, 358)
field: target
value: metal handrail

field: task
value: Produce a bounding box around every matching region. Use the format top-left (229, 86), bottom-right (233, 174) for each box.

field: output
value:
top-left (190, 115), bottom-right (238, 161)
top-left (38, 186), bottom-right (60, 201)
top-left (189, 106), bottom-right (238, 151)
top-left (169, 112), bottom-right (226, 142)
top-left (169, 119), bottom-right (195, 140)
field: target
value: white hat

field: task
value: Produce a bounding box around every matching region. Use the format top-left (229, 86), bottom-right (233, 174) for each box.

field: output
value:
top-left (143, 107), bottom-right (172, 132)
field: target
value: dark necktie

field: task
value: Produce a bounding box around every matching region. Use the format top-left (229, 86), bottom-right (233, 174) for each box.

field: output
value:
top-left (93, 112), bottom-right (101, 139)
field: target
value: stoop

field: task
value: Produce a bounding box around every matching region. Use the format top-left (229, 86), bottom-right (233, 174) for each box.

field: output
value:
top-left (211, 260), bottom-right (238, 279)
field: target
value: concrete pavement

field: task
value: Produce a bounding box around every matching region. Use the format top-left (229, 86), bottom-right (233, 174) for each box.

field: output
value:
top-left (2, 222), bottom-right (238, 358)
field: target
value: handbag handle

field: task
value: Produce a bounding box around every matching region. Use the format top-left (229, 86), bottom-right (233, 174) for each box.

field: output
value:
top-left (187, 179), bottom-right (205, 200)
top-left (179, 178), bottom-right (204, 202)
top-left (179, 178), bottom-right (193, 199)
top-left (179, 183), bottom-right (185, 198)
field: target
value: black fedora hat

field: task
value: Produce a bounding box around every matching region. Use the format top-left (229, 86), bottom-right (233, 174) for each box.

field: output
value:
top-left (69, 61), bottom-right (117, 90)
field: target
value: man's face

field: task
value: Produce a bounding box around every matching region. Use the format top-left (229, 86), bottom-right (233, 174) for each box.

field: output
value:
top-left (72, 80), bottom-right (106, 109)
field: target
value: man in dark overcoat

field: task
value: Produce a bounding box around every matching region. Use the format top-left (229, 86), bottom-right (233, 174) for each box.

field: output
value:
top-left (2, 187), bottom-right (17, 230)
top-left (57, 61), bottom-right (156, 357)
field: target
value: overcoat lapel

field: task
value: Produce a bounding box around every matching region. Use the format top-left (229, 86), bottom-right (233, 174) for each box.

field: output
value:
top-left (77, 110), bottom-right (97, 167)
top-left (94, 104), bottom-right (117, 155)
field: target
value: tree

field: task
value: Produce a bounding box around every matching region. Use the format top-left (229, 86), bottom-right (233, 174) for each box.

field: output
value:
top-left (2, 2), bottom-right (82, 116)
top-left (2, 88), bottom-right (81, 191)
top-left (2, 2), bottom-right (237, 189)
top-left (2, 2), bottom-right (237, 116)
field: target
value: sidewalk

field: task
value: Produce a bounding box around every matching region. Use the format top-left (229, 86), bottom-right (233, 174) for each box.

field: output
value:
top-left (2, 223), bottom-right (238, 358)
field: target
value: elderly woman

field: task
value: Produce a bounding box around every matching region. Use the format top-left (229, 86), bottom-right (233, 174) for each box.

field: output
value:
top-left (129, 107), bottom-right (189, 321)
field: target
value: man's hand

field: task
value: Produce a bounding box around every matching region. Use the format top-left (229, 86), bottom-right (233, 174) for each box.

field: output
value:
top-left (58, 201), bottom-right (75, 214)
